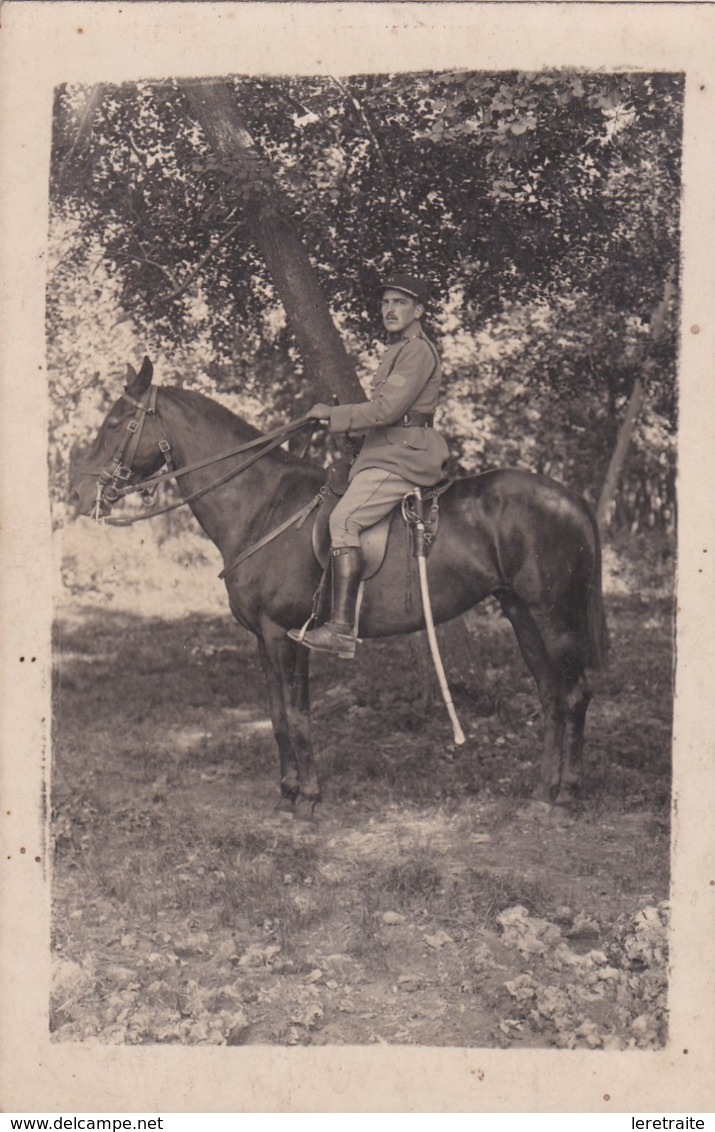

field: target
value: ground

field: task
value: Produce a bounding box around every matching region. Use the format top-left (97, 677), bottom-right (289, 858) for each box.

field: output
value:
top-left (50, 525), bottom-right (673, 1048)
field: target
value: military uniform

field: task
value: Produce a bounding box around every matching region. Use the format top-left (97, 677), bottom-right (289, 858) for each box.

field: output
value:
top-left (327, 324), bottom-right (449, 548)
top-left (331, 324), bottom-right (448, 485)
top-left (288, 272), bottom-right (447, 658)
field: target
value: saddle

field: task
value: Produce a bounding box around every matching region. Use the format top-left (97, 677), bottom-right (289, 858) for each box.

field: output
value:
top-left (312, 492), bottom-right (395, 580)
top-left (310, 459), bottom-right (451, 579)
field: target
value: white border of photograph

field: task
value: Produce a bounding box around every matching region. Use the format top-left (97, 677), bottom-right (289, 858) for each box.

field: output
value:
top-left (1, 1), bottom-right (713, 1114)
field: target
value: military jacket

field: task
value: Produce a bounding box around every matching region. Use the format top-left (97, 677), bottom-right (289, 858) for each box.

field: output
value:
top-left (327, 325), bottom-right (449, 486)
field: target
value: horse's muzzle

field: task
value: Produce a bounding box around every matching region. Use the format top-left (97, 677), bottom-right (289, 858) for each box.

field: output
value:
top-left (67, 478), bottom-right (109, 521)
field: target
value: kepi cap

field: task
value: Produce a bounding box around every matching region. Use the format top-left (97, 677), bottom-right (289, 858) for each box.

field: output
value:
top-left (378, 273), bottom-right (431, 307)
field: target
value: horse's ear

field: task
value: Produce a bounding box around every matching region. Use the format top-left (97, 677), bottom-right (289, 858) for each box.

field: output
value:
top-left (125, 356), bottom-right (153, 396)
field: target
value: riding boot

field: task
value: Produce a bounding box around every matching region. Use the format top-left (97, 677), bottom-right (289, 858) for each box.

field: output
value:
top-left (288, 547), bottom-right (363, 659)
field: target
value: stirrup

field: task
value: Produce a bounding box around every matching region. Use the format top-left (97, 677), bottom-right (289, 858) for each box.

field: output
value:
top-left (288, 581), bottom-right (364, 659)
top-left (288, 622), bottom-right (358, 660)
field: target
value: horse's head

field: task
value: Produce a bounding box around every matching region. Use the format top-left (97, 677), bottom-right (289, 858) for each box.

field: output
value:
top-left (68, 356), bottom-right (169, 520)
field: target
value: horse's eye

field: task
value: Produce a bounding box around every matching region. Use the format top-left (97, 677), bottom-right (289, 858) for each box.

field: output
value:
top-left (106, 417), bottom-right (122, 430)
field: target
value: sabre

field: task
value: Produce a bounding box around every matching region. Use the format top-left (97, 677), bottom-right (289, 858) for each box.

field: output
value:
top-left (409, 505), bottom-right (466, 747)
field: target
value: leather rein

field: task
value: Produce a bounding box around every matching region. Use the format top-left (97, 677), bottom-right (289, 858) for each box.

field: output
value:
top-left (74, 384), bottom-right (314, 529)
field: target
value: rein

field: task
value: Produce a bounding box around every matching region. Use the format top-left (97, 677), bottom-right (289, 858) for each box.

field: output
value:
top-left (77, 383), bottom-right (313, 528)
top-left (105, 421), bottom-right (311, 528)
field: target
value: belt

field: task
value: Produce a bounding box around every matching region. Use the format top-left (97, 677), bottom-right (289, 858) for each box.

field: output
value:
top-left (400, 412), bottom-right (434, 427)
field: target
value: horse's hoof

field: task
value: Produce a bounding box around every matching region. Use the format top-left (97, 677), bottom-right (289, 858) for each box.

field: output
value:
top-left (552, 794), bottom-right (581, 821)
top-left (274, 796), bottom-right (297, 817)
top-left (293, 797), bottom-right (320, 824)
top-left (518, 799), bottom-right (553, 820)
top-left (547, 804), bottom-right (574, 826)
top-left (553, 788), bottom-right (578, 809)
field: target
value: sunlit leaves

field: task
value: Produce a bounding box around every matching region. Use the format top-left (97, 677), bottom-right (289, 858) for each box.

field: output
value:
top-left (49, 70), bottom-right (682, 527)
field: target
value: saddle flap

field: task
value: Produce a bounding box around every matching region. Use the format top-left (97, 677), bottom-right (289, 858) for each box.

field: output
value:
top-left (312, 491), bottom-right (393, 580)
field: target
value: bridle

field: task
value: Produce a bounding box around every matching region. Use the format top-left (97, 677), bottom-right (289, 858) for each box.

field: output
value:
top-left (74, 384), bottom-right (313, 527)
top-left (74, 384), bottom-right (173, 522)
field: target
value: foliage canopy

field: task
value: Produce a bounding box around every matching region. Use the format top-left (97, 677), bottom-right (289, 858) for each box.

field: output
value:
top-left (49, 69), bottom-right (683, 529)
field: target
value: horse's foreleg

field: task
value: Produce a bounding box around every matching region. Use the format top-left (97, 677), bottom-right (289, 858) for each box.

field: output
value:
top-left (259, 628), bottom-right (321, 810)
top-left (257, 637), bottom-right (301, 807)
top-left (498, 593), bottom-right (565, 802)
top-left (288, 644), bottom-right (321, 810)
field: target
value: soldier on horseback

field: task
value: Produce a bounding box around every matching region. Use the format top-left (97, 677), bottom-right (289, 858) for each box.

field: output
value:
top-left (72, 318), bottom-right (606, 802)
top-left (288, 273), bottom-right (450, 659)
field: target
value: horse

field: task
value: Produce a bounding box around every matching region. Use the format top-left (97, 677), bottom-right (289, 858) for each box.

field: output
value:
top-left (68, 356), bottom-right (608, 812)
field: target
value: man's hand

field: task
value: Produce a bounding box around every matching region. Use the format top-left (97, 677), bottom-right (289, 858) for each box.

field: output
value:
top-left (307, 403), bottom-right (332, 421)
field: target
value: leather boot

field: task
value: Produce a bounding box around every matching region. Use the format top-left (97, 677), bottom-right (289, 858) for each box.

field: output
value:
top-left (288, 547), bottom-right (363, 659)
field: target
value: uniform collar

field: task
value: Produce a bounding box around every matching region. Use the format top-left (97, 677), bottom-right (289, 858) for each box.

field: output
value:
top-left (387, 322), bottom-right (425, 345)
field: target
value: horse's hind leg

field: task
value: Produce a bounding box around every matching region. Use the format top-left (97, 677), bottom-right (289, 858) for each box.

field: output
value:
top-left (558, 673), bottom-right (591, 806)
top-left (527, 605), bottom-right (591, 806)
top-left (497, 592), bottom-right (565, 802)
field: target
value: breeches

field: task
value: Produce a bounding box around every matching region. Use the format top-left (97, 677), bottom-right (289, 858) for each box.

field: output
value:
top-left (329, 467), bottom-right (417, 549)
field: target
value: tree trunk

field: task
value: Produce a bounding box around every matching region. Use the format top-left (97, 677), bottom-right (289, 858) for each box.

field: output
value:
top-left (596, 377), bottom-right (645, 529)
top-left (180, 79), bottom-right (363, 405)
top-left (596, 272), bottom-right (676, 532)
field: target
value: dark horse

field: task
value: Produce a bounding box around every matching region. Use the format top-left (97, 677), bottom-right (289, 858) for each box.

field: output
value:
top-left (69, 358), bottom-right (608, 811)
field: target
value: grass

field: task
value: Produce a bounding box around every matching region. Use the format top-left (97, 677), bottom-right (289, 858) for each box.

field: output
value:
top-left (50, 578), bottom-right (673, 1046)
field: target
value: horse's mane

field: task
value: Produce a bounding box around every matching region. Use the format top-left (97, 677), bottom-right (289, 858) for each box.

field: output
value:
top-left (160, 385), bottom-right (313, 469)
top-left (161, 385), bottom-right (262, 436)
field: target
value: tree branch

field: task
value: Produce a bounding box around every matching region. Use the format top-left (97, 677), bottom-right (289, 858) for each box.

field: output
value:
top-left (115, 248), bottom-right (181, 290)
top-left (159, 220), bottom-right (244, 302)
top-left (331, 76), bottom-right (401, 260)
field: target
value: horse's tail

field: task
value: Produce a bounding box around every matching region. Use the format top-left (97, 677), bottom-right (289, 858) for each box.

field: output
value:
top-left (581, 500), bottom-right (609, 670)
